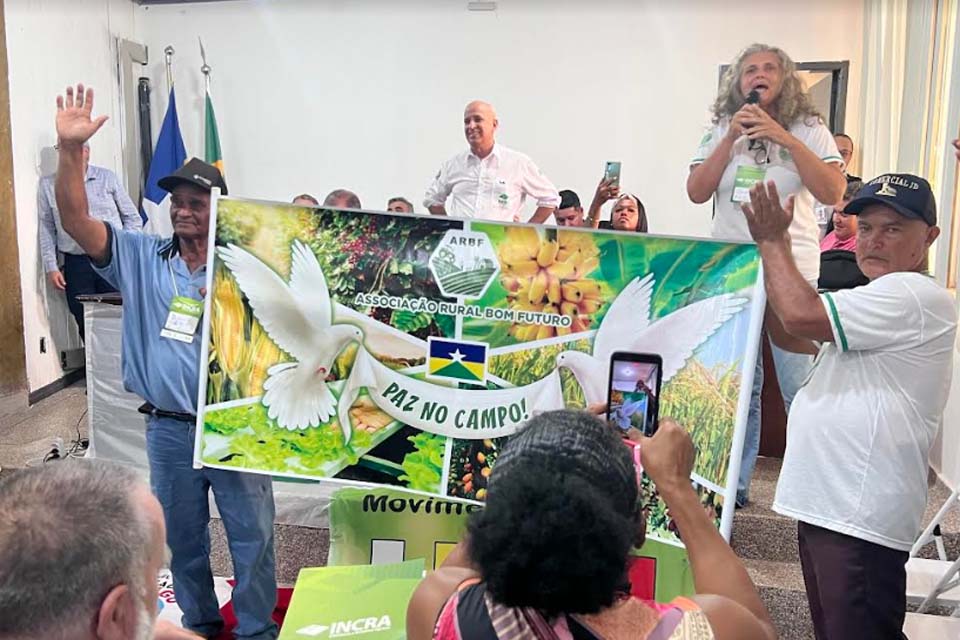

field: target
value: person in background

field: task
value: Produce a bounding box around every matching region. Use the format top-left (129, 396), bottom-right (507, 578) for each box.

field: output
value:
top-left (554, 189), bottom-right (585, 226)
top-left (323, 189), bottom-right (361, 209)
top-left (0, 461), bottom-right (201, 640)
top-left (54, 84), bottom-right (278, 640)
top-left (744, 176), bottom-right (954, 640)
top-left (820, 179), bottom-right (863, 252)
top-left (39, 141), bottom-right (142, 341)
top-left (291, 193), bottom-right (319, 207)
top-left (424, 100), bottom-right (560, 222)
top-left (387, 196), bottom-right (414, 213)
top-left (833, 133), bottom-right (861, 182)
top-left (407, 410), bottom-right (778, 640)
top-left (587, 177), bottom-right (648, 232)
top-left (686, 43), bottom-right (846, 507)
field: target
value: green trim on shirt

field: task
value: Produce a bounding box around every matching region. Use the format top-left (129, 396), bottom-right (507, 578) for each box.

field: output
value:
top-left (821, 155), bottom-right (843, 162)
top-left (823, 293), bottom-right (848, 351)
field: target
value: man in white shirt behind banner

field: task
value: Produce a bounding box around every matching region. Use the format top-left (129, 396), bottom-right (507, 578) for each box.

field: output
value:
top-left (742, 174), bottom-right (956, 640)
top-left (424, 100), bottom-right (560, 223)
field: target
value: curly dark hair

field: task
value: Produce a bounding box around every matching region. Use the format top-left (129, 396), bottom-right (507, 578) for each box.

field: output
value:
top-left (466, 410), bottom-right (639, 617)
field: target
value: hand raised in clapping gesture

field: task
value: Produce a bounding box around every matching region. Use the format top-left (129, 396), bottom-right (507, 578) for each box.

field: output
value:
top-left (741, 180), bottom-right (794, 244)
top-left (56, 83), bottom-right (108, 148)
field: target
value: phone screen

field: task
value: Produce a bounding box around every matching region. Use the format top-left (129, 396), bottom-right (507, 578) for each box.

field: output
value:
top-left (606, 352), bottom-right (662, 437)
top-left (604, 161), bottom-right (622, 187)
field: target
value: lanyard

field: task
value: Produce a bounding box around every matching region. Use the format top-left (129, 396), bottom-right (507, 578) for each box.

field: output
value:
top-left (168, 258), bottom-right (182, 299)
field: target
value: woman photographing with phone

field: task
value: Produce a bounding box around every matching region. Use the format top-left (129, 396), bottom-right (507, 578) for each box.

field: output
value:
top-left (407, 410), bottom-right (778, 640)
top-left (587, 176), bottom-right (649, 232)
top-left (687, 44), bottom-right (846, 506)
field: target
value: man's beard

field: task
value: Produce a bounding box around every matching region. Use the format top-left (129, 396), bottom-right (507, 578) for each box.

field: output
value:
top-left (134, 597), bottom-right (157, 640)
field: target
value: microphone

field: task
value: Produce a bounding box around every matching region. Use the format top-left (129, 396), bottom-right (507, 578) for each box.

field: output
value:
top-left (745, 90), bottom-right (762, 151)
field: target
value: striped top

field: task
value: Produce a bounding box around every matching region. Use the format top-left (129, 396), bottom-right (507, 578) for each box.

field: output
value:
top-left (433, 580), bottom-right (714, 640)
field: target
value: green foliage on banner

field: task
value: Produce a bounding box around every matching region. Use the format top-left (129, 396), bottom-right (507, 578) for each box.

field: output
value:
top-left (399, 432), bottom-right (445, 493)
top-left (202, 400), bottom-right (373, 473)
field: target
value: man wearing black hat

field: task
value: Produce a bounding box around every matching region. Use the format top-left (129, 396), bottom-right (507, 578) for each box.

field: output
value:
top-left (554, 190), bottom-right (584, 227)
top-left (53, 84), bottom-right (278, 640)
top-left (741, 175), bottom-right (956, 640)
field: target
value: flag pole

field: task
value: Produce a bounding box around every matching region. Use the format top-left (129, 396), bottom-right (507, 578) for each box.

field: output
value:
top-left (164, 45), bottom-right (175, 92)
top-left (199, 36), bottom-right (211, 94)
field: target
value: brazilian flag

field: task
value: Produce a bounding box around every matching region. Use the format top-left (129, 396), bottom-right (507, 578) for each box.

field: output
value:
top-left (427, 338), bottom-right (487, 385)
top-left (204, 89), bottom-right (223, 174)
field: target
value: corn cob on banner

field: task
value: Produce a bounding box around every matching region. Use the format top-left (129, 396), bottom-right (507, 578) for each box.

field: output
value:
top-left (195, 195), bottom-right (764, 542)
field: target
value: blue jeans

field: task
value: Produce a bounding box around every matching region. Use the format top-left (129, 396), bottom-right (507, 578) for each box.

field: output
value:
top-left (146, 416), bottom-right (278, 640)
top-left (737, 338), bottom-right (812, 506)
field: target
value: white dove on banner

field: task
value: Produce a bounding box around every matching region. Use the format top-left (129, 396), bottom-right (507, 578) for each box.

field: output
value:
top-left (218, 240), bottom-right (364, 430)
top-left (556, 274), bottom-right (747, 405)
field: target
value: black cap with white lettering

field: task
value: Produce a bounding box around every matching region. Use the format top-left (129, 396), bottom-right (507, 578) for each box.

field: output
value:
top-left (158, 157), bottom-right (228, 196)
top-left (844, 173), bottom-right (936, 226)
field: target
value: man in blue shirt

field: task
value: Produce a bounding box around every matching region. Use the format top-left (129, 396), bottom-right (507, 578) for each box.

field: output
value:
top-left (38, 142), bottom-right (143, 340)
top-left (53, 83), bottom-right (277, 640)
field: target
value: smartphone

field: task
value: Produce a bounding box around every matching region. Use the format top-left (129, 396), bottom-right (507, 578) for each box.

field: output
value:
top-left (606, 351), bottom-right (662, 437)
top-left (604, 161), bottom-right (622, 188)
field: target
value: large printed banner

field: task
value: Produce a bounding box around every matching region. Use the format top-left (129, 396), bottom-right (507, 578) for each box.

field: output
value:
top-left (195, 197), bottom-right (762, 543)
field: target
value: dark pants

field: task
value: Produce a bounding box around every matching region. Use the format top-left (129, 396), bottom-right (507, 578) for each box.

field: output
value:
top-left (63, 252), bottom-right (116, 341)
top-left (798, 521), bottom-right (908, 640)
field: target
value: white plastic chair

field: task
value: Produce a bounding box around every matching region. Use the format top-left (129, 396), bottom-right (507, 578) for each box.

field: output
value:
top-left (908, 487), bottom-right (960, 615)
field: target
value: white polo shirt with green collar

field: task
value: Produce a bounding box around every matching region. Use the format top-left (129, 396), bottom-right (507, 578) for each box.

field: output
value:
top-left (773, 271), bottom-right (957, 551)
top-left (691, 117), bottom-right (843, 284)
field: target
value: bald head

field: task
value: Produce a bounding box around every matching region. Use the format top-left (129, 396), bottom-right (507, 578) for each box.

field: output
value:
top-left (465, 100), bottom-right (497, 120)
top-left (463, 100), bottom-right (498, 158)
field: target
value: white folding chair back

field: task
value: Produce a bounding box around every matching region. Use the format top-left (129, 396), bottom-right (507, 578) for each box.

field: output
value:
top-left (908, 487), bottom-right (960, 615)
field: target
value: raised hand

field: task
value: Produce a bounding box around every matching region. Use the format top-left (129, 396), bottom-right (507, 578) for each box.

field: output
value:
top-left (639, 418), bottom-right (694, 494)
top-left (742, 180), bottom-right (794, 243)
top-left (593, 176), bottom-right (620, 204)
top-left (55, 83), bottom-right (108, 147)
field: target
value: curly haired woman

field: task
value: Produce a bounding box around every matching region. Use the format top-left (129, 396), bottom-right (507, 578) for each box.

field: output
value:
top-left (687, 44), bottom-right (847, 507)
top-left (407, 411), bottom-right (777, 640)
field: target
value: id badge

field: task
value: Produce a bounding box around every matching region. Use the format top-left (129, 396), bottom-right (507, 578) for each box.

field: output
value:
top-left (160, 296), bottom-right (203, 344)
top-left (731, 165), bottom-right (767, 203)
top-left (814, 204), bottom-right (831, 225)
top-left (496, 178), bottom-right (509, 209)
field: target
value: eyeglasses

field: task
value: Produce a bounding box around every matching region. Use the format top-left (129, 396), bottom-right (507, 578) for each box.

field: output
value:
top-left (750, 139), bottom-right (770, 164)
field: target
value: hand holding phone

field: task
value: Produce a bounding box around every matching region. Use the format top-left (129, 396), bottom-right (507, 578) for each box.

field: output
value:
top-left (604, 161), bottom-right (622, 189)
top-left (606, 351), bottom-right (662, 437)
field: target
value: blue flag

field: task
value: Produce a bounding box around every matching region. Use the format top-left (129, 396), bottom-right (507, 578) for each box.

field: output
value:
top-left (141, 87), bottom-right (186, 234)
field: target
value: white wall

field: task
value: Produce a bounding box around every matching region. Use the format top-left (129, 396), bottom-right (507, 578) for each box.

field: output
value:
top-left (6, 0), bottom-right (138, 392)
top-left (138, 0), bottom-right (864, 227)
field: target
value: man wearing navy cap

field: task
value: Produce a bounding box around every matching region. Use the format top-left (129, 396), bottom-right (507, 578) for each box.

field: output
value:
top-left (53, 84), bottom-right (278, 640)
top-left (741, 174), bottom-right (956, 639)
